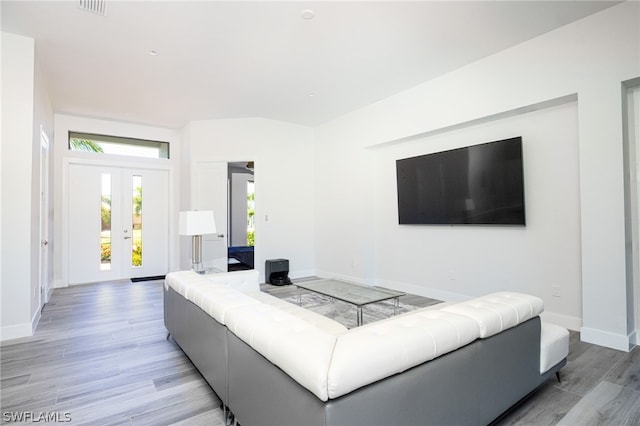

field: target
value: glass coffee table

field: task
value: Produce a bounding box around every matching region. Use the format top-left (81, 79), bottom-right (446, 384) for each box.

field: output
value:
top-left (293, 279), bottom-right (405, 326)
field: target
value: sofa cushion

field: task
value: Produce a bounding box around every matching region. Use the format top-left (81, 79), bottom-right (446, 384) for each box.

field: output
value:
top-left (441, 292), bottom-right (543, 338)
top-left (540, 322), bottom-right (569, 374)
top-left (165, 270), bottom-right (206, 296)
top-left (204, 269), bottom-right (260, 293)
top-left (165, 270), bottom-right (262, 324)
top-left (165, 269), bottom-right (260, 295)
top-left (225, 302), bottom-right (338, 402)
top-left (188, 284), bottom-right (260, 325)
top-left (327, 309), bottom-right (480, 399)
top-left (246, 291), bottom-right (348, 336)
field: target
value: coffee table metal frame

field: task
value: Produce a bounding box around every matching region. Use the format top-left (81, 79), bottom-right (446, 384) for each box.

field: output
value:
top-left (293, 279), bottom-right (405, 326)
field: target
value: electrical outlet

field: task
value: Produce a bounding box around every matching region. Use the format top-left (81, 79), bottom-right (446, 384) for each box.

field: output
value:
top-left (552, 286), bottom-right (561, 297)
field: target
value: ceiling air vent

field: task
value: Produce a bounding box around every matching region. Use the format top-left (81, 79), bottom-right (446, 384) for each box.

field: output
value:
top-left (78, 0), bottom-right (108, 16)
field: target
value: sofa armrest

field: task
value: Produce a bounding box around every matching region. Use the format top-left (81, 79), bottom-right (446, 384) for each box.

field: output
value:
top-left (540, 322), bottom-right (569, 374)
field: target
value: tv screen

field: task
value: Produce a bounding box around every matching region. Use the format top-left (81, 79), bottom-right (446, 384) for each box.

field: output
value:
top-left (396, 137), bottom-right (525, 225)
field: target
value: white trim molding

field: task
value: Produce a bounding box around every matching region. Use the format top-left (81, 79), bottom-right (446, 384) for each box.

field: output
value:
top-left (580, 326), bottom-right (634, 352)
top-left (0, 323), bottom-right (32, 342)
top-left (541, 311), bottom-right (582, 332)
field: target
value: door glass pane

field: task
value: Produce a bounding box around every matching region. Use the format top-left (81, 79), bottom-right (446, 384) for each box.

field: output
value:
top-left (132, 175), bottom-right (142, 267)
top-left (247, 180), bottom-right (255, 246)
top-left (101, 173), bottom-right (112, 270)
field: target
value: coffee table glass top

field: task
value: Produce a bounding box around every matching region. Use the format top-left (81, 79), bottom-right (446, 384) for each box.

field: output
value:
top-left (293, 279), bottom-right (404, 307)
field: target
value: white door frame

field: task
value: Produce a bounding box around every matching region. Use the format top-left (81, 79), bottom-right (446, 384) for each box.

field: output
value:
top-left (191, 160), bottom-right (258, 272)
top-left (192, 161), bottom-right (229, 272)
top-left (62, 157), bottom-right (174, 286)
top-left (39, 127), bottom-right (51, 305)
top-left (625, 83), bottom-right (640, 340)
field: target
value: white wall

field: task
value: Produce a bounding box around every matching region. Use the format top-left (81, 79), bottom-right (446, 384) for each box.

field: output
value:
top-left (1, 33), bottom-right (37, 340)
top-left (186, 118), bottom-right (315, 281)
top-left (314, 2), bottom-right (639, 349)
top-left (52, 114), bottom-right (182, 287)
top-left (372, 101), bottom-right (581, 327)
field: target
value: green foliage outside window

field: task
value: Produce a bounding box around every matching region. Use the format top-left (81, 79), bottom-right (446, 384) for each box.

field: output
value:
top-left (132, 242), bottom-right (142, 266)
top-left (101, 243), bottom-right (111, 262)
top-left (247, 191), bottom-right (255, 246)
top-left (70, 138), bottom-right (104, 153)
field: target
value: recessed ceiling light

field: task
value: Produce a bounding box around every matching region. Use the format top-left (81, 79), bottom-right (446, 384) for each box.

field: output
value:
top-left (301, 9), bottom-right (315, 20)
top-left (147, 50), bottom-right (158, 56)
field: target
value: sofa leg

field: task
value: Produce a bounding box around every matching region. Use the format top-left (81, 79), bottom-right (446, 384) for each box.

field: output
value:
top-left (166, 332), bottom-right (171, 340)
top-left (555, 371), bottom-right (561, 383)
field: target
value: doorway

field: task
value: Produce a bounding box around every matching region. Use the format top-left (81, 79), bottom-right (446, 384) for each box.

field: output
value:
top-left (39, 127), bottom-right (50, 306)
top-left (66, 162), bottom-right (169, 284)
top-left (228, 161), bottom-right (255, 271)
top-left (192, 161), bottom-right (255, 272)
top-left (623, 81), bottom-right (640, 340)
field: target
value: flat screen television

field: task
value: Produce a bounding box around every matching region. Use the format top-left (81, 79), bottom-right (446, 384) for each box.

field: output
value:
top-left (396, 137), bottom-right (525, 225)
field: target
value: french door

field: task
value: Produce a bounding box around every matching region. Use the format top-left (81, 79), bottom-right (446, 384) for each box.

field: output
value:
top-left (67, 163), bottom-right (169, 284)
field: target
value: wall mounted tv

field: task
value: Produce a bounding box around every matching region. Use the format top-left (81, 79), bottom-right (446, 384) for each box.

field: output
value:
top-left (396, 137), bottom-right (525, 225)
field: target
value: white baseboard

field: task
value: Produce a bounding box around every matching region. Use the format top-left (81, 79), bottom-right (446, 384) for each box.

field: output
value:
top-left (290, 269), bottom-right (316, 281)
top-left (1, 309), bottom-right (41, 342)
top-left (313, 270), bottom-right (365, 285)
top-left (54, 279), bottom-right (66, 288)
top-left (375, 278), bottom-right (471, 303)
top-left (540, 311), bottom-right (582, 331)
top-left (314, 270), bottom-right (394, 288)
top-left (580, 326), bottom-right (634, 352)
top-left (313, 271), bottom-right (471, 303)
top-left (0, 323), bottom-right (33, 342)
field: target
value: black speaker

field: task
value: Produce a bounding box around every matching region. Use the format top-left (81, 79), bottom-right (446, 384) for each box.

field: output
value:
top-left (265, 259), bottom-right (291, 286)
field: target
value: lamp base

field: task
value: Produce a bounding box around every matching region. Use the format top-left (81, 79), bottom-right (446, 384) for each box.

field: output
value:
top-left (192, 263), bottom-right (206, 274)
top-left (191, 235), bottom-right (205, 274)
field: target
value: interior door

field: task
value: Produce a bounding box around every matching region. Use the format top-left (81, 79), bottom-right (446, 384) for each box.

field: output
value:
top-left (194, 161), bottom-right (228, 272)
top-left (67, 163), bottom-right (169, 284)
top-left (39, 129), bottom-right (50, 305)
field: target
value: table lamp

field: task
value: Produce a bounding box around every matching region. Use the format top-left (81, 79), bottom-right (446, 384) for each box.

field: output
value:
top-left (179, 210), bottom-right (216, 274)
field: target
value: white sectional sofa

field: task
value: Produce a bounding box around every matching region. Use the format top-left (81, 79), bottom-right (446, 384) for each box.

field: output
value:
top-left (164, 270), bottom-right (569, 426)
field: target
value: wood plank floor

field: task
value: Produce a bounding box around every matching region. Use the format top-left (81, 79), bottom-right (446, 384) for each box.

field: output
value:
top-left (1, 279), bottom-right (639, 425)
top-left (1, 280), bottom-right (225, 426)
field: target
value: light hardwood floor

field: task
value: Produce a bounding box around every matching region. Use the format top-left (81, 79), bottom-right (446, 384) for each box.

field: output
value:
top-left (1, 279), bottom-right (639, 425)
top-left (1, 280), bottom-right (225, 425)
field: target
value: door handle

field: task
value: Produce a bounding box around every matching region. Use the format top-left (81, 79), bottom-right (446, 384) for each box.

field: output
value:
top-left (217, 234), bottom-right (225, 238)
top-left (41, 240), bottom-right (48, 246)
top-left (124, 236), bottom-right (132, 239)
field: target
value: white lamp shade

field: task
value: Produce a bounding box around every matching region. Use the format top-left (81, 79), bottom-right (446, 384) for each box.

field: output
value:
top-left (179, 210), bottom-right (216, 236)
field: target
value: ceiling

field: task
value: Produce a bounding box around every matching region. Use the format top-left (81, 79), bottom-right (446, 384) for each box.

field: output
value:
top-left (1, 1), bottom-right (619, 129)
